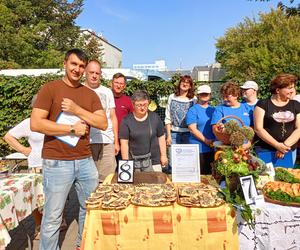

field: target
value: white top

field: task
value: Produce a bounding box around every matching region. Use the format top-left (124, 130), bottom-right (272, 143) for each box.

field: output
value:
top-left (90, 85), bottom-right (116, 144)
top-left (8, 118), bottom-right (44, 168)
top-left (164, 94), bottom-right (197, 132)
top-left (293, 94), bottom-right (300, 103)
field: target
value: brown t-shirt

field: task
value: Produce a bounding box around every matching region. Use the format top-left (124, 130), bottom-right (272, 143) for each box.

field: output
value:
top-left (34, 80), bottom-right (103, 160)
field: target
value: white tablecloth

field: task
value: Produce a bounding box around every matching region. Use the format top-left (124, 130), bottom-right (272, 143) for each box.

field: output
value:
top-left (238, 202), bottom-right (300, 250)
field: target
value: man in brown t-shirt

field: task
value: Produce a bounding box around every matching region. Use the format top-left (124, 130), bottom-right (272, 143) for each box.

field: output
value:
top-left (31, 48), bottom-right (107, 250)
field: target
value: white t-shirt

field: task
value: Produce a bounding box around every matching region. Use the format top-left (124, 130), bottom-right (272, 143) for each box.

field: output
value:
top-left (8, 118), bottom-right (44, 168)
top-left (90, 85), bottom-right (116, 144)
top-left (293, 94), bottom-right (300, 103)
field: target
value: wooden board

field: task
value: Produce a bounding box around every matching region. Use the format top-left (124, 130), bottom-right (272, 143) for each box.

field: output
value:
top-left (111, 172), bottom-right (168, 184)
top-left (264, 195), bottom-right (300, 207)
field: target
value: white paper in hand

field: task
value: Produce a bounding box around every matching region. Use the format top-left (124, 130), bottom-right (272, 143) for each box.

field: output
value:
top-left (55, 112), bottom-right (81, 147)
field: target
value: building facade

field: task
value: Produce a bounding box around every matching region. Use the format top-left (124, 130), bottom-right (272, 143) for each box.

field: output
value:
top-left (81, 29), bottom-right (122, 68)
top-left (133, 60), bottom-right (167, 72)
top-left (192, 63), bottom-right (225, 82)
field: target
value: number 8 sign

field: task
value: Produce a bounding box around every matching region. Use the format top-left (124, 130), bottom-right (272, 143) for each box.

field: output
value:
top-left (118, 160), bottom-right (134, 183)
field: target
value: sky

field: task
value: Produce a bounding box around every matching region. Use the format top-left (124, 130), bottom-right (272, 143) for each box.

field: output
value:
top-left (76, 0), bottom-right (293, 70)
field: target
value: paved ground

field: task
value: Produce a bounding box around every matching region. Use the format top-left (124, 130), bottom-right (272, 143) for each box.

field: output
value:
top-left (6, 186), bottom-right (79, 250)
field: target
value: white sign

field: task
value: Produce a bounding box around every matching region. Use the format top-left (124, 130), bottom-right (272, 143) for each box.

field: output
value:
top-left (265, 162), bottom-right (275, 177)
top-left (239, 175), bottom-right (259, 205)
top-left (117, 160), bottom-right (134, 183)
top-left (55, 112), bottom-right (81, 147)
top-left (171, 144), bottom-right (200, 183)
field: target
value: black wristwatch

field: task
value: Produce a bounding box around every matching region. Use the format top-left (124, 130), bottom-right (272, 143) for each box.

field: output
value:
top-left (70, 125), bottom-right (75, 134)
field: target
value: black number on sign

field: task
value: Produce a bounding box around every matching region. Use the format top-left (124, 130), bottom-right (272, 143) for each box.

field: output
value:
top-left (119, 162), bottom-right (131, 181)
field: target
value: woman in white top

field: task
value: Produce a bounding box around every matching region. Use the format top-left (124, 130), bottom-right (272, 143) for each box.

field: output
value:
top-left (164, 75), bottom-right (196, 172)
top-left (3, 95), bottom-right (44, 238)
top-left (4, 95), bottom-right (44, 172)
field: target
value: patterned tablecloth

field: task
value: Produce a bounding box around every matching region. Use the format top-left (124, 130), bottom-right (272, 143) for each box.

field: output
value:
top-left (82, 203), bottom-right (239, 250)
top-left (81, 175), bottom-right (239, 250)
top-left (0, 174), bottom-right (44, 248)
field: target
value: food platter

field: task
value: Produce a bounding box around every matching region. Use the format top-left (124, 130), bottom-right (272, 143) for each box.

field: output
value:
top-left (262, 181), bottom-right (300, 207)
top-left (263, 194), bottom-right (300, 207)
top-left (86, 182), bottom-right (226, 210)
top-left (177, 183), bottom-right (225, 208)
top-left (131, 183), bottom-right (177, 207)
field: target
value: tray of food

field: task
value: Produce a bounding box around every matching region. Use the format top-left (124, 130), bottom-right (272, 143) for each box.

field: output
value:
top-left (131, 183), bottom-right (177, 207)
top-left (275, 167), bottom-right (300, 183)
top-left (177, 183), bottom-right (225, 208)
top-left (263, 181), bottom-right (300, 207)
top-left (86, 183), bottom-right (134, 210)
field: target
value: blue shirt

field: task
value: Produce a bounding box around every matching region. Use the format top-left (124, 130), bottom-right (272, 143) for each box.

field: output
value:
top-left (210, 103), bottom-right (252, 127)
top-left (186, 104), bottom-right (215, 153)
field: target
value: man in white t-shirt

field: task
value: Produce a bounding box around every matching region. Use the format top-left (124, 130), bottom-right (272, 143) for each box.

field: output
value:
top-left (84, 60), bottom-right (119, 181)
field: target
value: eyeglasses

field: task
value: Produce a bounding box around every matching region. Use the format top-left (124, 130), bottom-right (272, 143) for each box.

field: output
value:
top-left (134, 103), bottom-right (148, 108)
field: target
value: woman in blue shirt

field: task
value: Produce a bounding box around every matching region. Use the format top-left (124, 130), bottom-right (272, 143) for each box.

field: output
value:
top-left (186, 85), bottom-right (215, 174)
top-left (211, 81), bottom-right (252, 148)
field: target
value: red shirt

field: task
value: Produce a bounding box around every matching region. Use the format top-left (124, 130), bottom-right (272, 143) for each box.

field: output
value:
top-left (114, 94), bottom-right (133, 129)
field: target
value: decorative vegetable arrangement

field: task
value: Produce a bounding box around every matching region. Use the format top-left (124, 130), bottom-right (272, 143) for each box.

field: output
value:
top-left (213, 147), bottom-right (266, 227)
top-left (215, 118), bottom-right (255, 147)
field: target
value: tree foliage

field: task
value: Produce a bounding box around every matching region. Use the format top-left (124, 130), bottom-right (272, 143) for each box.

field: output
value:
top-left (0, 0), bottom-right (85, 68)
top-left (0, 74), bottom-right (58, 155)
top-left (75, 31), bottom-right (104, 64)
top-left (215, 9), bottom-right (300, 98)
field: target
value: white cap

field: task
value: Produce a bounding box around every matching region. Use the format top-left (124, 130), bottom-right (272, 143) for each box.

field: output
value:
top-left (197, 85), bottom-right (211, 94)
top-left (240, 81), bottom-right (258, 91)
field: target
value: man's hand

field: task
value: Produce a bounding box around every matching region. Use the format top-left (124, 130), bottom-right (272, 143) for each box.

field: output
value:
top-left (73, 120), bottom-right (88, 136)
top-left (160, 155), bottom-right (168, 167)
top-left (114, 141), bottom-right (120, 155)
top-left (62, 98), bottom-right (80, 114)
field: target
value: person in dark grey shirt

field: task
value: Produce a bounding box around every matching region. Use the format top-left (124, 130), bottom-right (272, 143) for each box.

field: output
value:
top-left (119, 90), bottom-right (168, 171)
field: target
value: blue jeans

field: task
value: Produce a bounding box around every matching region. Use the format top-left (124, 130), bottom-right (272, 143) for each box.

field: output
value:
top-left (39, 157), bottom-right (98, 250)
top-left (167, 132), bottom-right (190, 170)
top-left (171, 131), bottom-right (190, 144)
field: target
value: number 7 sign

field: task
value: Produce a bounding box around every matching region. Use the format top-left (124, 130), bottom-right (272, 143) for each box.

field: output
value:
top-left (239, 175), bottom-right (259, 205)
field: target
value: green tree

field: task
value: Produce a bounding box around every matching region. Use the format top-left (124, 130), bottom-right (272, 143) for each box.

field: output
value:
top-left (251, 0), bottom-right (299, 17)
top-left (75, 31), bottom-right (104, 64)
top-left (0, 0), bottom-right (85, 68)
top-left (215, 9), bottom-right (300, 98)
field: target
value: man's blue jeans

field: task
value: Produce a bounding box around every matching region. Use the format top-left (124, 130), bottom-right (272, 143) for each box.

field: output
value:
top-left (39, 157), bottom-right (98, 250)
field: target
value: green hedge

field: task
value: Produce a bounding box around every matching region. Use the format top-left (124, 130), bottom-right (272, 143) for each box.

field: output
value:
top-left (0, 75), bottom-right (60, 155)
